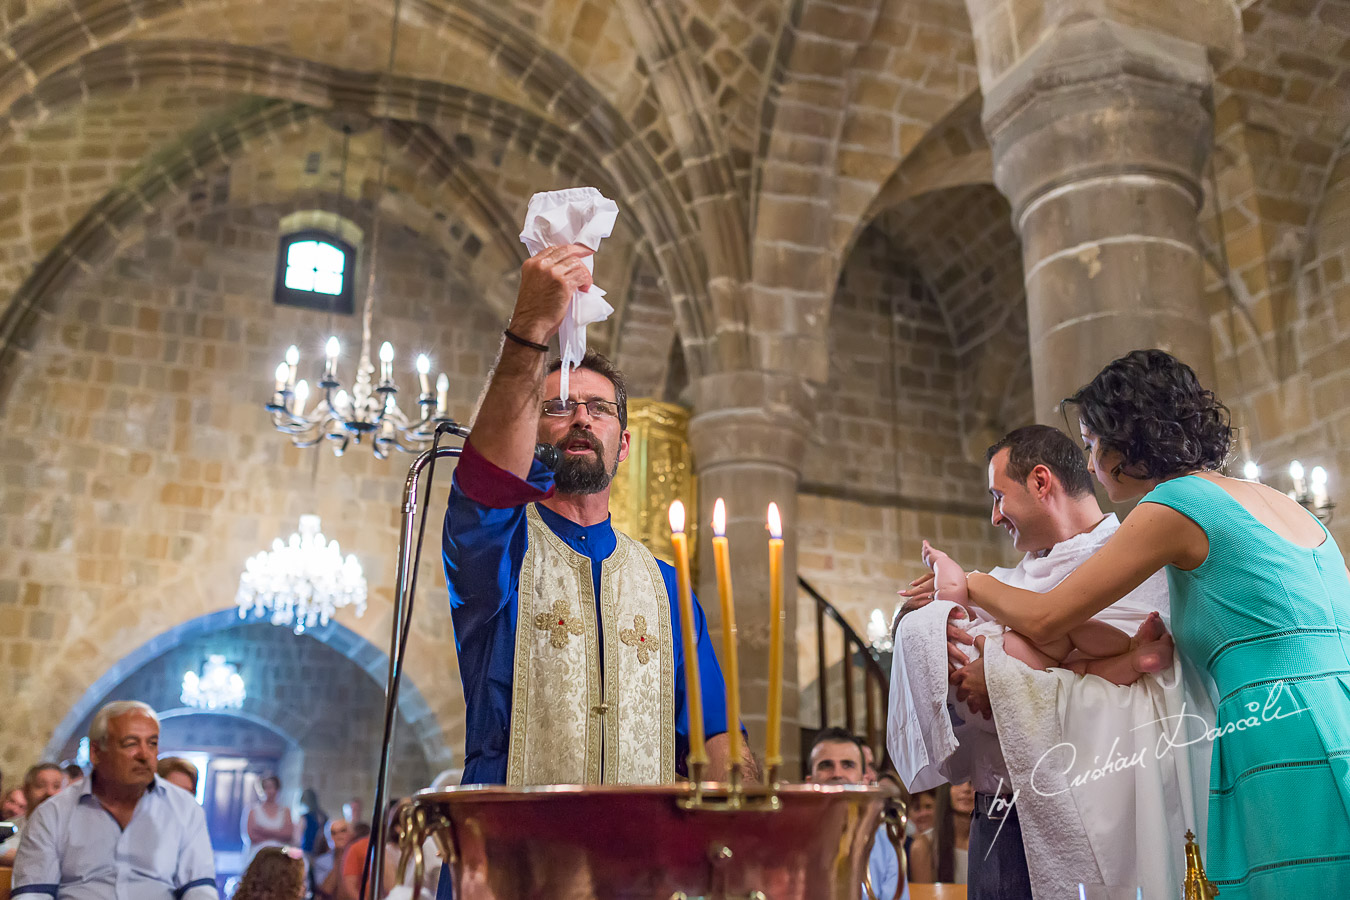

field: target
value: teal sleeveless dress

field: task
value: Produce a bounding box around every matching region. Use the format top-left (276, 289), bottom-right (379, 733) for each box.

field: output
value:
top-left (1141, 475), bottom-right (1350, 898)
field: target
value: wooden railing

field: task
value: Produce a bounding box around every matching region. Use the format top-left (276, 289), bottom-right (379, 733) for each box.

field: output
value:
top-left (798, 575), bottom-right (893, 770)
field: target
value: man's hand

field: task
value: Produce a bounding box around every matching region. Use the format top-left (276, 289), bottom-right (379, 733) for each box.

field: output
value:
top-left (508, 244), bottom-right (595, 344)
top-left (951, 637), bottom-right (991, 719)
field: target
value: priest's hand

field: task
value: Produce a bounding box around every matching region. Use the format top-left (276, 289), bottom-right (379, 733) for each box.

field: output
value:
top-left (951, 638), bottom-right (991, 719)
top-left (508, 244), bottom-right (595, 344)
top-left (704, 732), bottom-right (761, 784)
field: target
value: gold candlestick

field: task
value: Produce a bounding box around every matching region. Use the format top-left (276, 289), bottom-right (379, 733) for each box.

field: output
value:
top-left (668, 500), bottom-right (707, 777)
top-left (766, 502), bottom-right (784, 784)
top-left (710, 498), bottom-right (742, 789)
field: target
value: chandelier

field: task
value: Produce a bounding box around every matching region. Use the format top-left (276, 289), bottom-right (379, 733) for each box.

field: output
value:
top-left (866, 608), bottom-right (894, 653)
top-left (236, 514), bottom-right (368, 634)
top-left (1242, 458), bottom-right (1335, 522)
top-left (181, 655), bottom-right (246, 710)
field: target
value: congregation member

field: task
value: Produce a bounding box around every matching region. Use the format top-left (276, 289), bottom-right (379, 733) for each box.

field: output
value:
top-left (441, 242), bottom-right (740, 788)
top-left (242, 773), bottom-right (293, 866)
top-left (60, 765), bottom-right (83, 791)
top-left (891, 424), bottom-right (1209, 899)
top-left (156, 757), bottom-right (199, 794)
top-left (233, 846), bottom-right (306, 900)
top-left (805, 727), bottom-right (908, 900)
top-left (312, 818), bottom-right (352, 900)
top-left (907, 782), bottom-right (973, 885)
top-left (924, 349), bottom-right (1350, 899)
top-left (0, 763), bottom-right (64, 864)
top-left (12, 700), bottom-right (216, 899)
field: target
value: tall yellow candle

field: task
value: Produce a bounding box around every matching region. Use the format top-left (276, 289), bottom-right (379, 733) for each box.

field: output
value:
top-left (766, 502), bottom-right (785, 771)
top-left (710, 498), bottom-right (742, 777)
top-left (668, 501), bottom-right (708, 771)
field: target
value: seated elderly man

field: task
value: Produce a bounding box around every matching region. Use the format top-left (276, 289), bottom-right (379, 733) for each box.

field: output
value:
top-left (13, 700), bottom-right (216, 899)
top-left (0, 763), bottom-right (65, 864)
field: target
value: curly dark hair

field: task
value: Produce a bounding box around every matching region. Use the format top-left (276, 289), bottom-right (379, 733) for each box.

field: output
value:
top-left (1065, 349), bottom-right (1232, 480)
top-left (234, 846), bottom-right (305, 900)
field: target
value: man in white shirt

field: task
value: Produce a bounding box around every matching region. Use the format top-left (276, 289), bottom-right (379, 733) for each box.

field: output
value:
top-left (0, 763), bottom-right (65, 864)
top-left (894, 425), bottom-right (1203, 900)
top-left (13, 700), bottom-right (216, 899)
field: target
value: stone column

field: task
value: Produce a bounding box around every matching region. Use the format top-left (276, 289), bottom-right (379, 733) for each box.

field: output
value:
top-left (688, 370), bottom-right (812, 776)
top-left (980, 18), bottom-right (1228, 422)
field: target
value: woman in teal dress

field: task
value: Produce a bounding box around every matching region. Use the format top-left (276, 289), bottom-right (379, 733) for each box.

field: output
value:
top-left (928, 349), bottom-right (1350, 899)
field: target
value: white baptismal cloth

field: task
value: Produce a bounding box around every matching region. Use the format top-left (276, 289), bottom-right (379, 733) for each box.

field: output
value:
top-left (518, 188), bottom-right (619, 401)
top-left (887, 514), bottom-right (1215, 900)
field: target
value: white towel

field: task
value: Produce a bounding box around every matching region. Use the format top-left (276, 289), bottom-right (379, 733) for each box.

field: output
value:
top-left (518, 188), bottom-right (619, 401)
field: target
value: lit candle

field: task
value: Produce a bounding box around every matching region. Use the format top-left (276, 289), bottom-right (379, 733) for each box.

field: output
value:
top-left (416, 354), bottom-right (432, 396)
top-left (325, 336), bottom-right (340, 380)
top-left (1290, 460), bottom-right (1307, 497)
top-left (292, 379), bottom-right (309, 416)
top-left (285, 345), bottom-right (299, 388)
top-left (668, 501), bottom-right (707, 773)
top-left (1312, 466), bottom-right (1329, 509)
top-left (710, 499), bottom-right (742, 779)
top-left (273, 361), bottom-right (289, 394)
top-left (379, 341), bottom-right (394, 384)
top-left (435, 373), bottom-right (449, 417)
top-left (765, 501), bottom-right (784, 774)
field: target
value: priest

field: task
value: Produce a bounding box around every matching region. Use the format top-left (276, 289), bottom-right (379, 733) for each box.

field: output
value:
top-left (442, 243), bottom-right (746, 786)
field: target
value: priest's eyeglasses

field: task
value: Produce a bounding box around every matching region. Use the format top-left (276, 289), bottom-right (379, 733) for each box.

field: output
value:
top-left (542, 398), bottom-right (620, 419)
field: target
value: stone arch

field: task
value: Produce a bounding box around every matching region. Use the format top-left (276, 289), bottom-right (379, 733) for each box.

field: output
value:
top-left (0, 98), bottom-right (534, 368)
top-left (0, 37), bottom-right (716, 375)
top-left (44, 609), bottom-right (444, 767)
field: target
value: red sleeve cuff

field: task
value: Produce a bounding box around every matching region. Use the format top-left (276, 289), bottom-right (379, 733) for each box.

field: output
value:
top-left (456, 440), bottom-right (555, 509)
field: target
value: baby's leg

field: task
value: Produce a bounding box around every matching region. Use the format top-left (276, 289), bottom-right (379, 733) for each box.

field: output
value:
top-left (1065, 619), bottom-right (1132, 658)
top-left (1001, 630), bottom-right (1070, 670)
top-left (1067, 614), bottom-right (1174, 685)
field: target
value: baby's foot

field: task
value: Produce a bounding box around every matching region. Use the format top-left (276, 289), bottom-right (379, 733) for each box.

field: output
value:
top-left (1132, 633), bottom-right (1174, 674)
top-left (1130, 611), bottom-right (1167, 648)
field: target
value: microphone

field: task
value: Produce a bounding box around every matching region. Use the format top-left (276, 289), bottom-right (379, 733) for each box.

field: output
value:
top-left (534, 442), bottom-right (560, 470)
top-left (433, 419), bottom-right (560, 470)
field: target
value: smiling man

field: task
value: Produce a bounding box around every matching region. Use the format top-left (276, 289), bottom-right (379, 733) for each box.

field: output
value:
top-left (442, 243), bottom-right (744, 790)
top-left (12, 700), bottom-right (215, 900)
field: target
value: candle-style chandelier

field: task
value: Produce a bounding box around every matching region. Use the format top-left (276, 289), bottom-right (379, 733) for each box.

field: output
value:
top-left (181, 655), bottom-right (246, 710)
top-left (265, 0), bottom-right (454, 459)
top-left (235, 514), bottom-right (368, 634)
top-left (1243, 458), bottom-right (1335, 522)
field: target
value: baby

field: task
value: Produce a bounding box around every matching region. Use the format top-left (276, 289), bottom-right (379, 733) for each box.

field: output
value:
top-left (922, 540), bottom-right (1172, 686)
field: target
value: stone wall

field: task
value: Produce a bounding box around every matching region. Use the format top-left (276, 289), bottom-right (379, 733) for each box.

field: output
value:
top-left (56, 622), bottom-right (432, 806)
top-left (0, 175), bottom-right (503, 777)
top-left (795, 222), bottom-right (1016, 692)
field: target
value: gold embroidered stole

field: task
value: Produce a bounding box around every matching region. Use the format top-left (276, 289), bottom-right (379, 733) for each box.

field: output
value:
top-left (506, 504), bottom-right (675, 785)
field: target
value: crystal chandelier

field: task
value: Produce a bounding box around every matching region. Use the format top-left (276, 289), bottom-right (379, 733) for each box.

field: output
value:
top-left (236, 514), bottom-right (368, 634)
top-left (181, 655), bottom-right (246, 710)
top-left (866, 608), bottom-right (895, 653)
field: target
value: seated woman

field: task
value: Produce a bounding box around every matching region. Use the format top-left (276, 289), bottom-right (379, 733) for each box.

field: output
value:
top-left (925, 349), bottom-right (1350, 900)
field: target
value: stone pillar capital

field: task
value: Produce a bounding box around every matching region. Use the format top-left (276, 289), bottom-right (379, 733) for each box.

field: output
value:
top-left (687, 370), bottom-right (813, 475)
top-left (983, 18), bottom-right (1217, 221)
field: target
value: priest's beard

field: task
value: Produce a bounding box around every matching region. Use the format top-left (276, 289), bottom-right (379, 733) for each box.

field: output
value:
top-left (552, 427), bottom-right (619, 495)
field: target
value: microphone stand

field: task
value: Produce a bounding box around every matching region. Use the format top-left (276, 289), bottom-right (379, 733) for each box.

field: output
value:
top-left (361, 423), bottom-right (559, 899)
top-left (362, 421), bottom-right (463, 900)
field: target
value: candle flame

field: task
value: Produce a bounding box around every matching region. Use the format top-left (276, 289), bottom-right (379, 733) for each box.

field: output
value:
top-left (712, 498), bottom-right (726, 537)
top-left (668, 499), bottom-right (686, 534)
top-left (767, 502), bottom-right (782, 539)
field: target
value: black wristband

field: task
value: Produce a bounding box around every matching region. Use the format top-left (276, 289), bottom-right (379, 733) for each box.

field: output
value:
top-left (503, 329), bottom-right (549, 352)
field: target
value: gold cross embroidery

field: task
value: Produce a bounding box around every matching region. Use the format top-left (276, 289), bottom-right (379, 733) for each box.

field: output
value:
top-left (620, 614), bottom-right (660, 665)
top-left (535, 599), bottom-right (583, 649)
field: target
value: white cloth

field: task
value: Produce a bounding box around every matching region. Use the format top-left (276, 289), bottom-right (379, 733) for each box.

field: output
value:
top-left (887, 514), bottom-right (1215, 900)
top-left (518, 187), bottom-right (619, 401)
